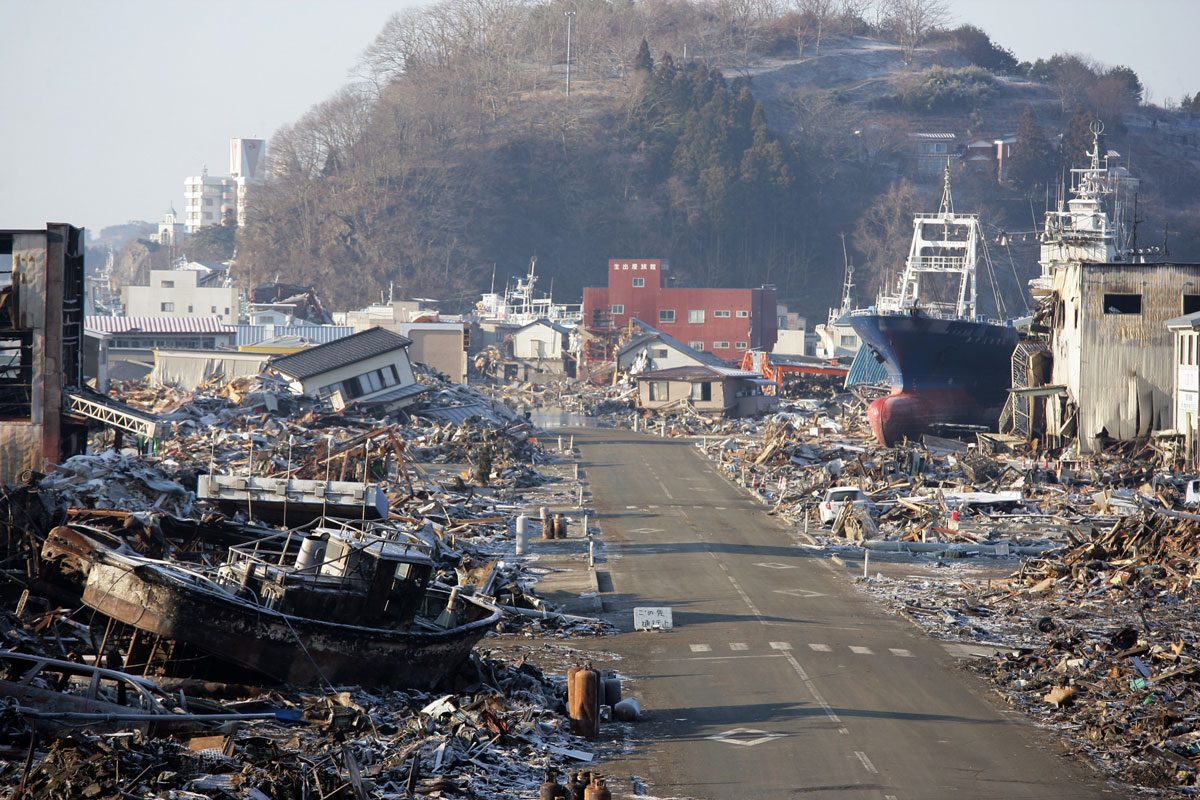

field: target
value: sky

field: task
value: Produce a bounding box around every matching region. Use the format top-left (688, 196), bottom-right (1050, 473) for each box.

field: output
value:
top-left (1, 0), bottom-right (1196, 235)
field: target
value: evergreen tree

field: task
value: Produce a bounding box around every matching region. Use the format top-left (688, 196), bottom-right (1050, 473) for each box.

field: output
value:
top-left (1008, 106), bottom-right (1053, 191)
top-left (633, 38), bottom-right (653, 74)
top-left (1061, 107), bottom-right (1099, 170)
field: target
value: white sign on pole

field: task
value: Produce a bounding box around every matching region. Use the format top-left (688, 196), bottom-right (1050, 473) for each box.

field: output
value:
top-left (633, 606), bottom-right (673, 631)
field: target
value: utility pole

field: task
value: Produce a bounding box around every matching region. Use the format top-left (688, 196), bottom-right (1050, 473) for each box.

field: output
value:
top-left (564, 9), bottom-right (576, 97)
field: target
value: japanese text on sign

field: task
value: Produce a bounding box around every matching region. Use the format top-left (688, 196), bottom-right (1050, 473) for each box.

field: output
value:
top-left (633, 606), bottom-right (673, 630)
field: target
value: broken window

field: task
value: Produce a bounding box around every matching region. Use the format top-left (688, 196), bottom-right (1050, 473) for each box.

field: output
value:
top-left (690, 382), bottom-right (712, 401)
top-left (1103, 293), bottom-right (1141, 315)
top-left (0, 233), bottom-right (12, 289)
top-left (0, 332), bottom-right (33, 419)
top-left (1185, 294), bottom-right (1200, 315)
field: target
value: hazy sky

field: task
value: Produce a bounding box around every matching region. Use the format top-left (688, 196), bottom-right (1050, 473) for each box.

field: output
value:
top-left (2, 0), bottom-right (1196, 235)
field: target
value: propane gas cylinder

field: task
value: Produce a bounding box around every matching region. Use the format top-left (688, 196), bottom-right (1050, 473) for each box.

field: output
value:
top-left (584, 776), bottom-right (612, 800)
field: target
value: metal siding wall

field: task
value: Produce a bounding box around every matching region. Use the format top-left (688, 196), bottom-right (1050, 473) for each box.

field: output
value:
top-left (1069, 264), bottom-right (1200, 450)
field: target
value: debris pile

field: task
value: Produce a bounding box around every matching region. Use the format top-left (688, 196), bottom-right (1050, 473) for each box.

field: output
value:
top-left (857, 510), bottom-right (1200, 794)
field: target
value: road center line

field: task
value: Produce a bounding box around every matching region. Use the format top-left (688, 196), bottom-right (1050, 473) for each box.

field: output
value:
top-left (780, 649), bottom-right (843, 728)
top-left (854, 750), bottom-right (878, 774)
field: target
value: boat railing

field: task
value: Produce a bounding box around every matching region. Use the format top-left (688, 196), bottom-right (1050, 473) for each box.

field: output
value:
top-left (907, 255), bottom-right (969, 272)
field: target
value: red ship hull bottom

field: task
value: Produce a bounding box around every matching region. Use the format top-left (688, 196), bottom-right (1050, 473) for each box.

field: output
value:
top-left (868, 388), bottom-right (1002, 446)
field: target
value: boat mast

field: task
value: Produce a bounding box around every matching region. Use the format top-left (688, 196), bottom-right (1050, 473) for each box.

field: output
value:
top-left (890, 163), bottom-right (979, 319)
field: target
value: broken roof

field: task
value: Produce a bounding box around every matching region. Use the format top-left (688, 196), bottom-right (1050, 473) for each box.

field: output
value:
top-left (513, 318), bottom-right (571, 336)
top-left (635, 365), bottom-right (760, 381)
top-left (619, 322), bottom-right (727, 367)
top-left (270, 327), bottom-right (413, 380)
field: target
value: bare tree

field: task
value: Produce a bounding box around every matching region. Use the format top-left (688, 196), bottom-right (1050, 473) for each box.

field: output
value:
top-left (881, 0), bottom-right (949, 66)
top-left (793, 0), bottom-right (836, 56)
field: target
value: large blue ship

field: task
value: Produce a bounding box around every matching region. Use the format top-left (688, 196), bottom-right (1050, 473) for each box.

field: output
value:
top-left (849, 168), bottom-right (1018, 445)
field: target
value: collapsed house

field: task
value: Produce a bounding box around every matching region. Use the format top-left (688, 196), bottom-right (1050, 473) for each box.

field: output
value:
top-left (267, 326), bottom-right (429, 412)
top-left (635, 364), bottom-right (775, 418)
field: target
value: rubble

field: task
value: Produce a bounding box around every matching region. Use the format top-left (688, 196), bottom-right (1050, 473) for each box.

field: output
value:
top-left (0, 368), bottom-right (621, 798)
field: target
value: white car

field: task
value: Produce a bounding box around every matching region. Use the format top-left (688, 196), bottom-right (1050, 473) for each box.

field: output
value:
top-left (818, 486), bottom-right (874, 525)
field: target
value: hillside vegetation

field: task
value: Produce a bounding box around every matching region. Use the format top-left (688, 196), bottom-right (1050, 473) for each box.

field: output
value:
top-left (233, 0), bottom-right (1200, 319)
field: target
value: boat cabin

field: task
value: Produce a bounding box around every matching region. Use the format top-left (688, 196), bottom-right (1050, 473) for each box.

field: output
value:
top-left (218, 520), bottom-right (435, 628)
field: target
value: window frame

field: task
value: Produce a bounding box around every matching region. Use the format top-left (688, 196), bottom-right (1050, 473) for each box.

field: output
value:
top-left (1103, 293), bottom-right (1142, 315)
top-left (658, 309), bottom-right (676, 324)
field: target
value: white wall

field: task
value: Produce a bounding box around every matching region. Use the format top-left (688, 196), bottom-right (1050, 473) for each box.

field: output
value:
top-left (122, 269), bottom-right (239, 322)
top-left (512, 324), bottom-right (564, 359)
top-left (294, 349), bottom-right (418, 401)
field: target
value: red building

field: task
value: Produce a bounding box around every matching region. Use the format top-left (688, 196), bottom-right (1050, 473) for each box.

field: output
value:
top-left (582, 259), bottom-right (777, 363)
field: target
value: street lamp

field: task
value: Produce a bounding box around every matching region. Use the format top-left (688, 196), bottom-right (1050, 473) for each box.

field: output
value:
top-left (564, 9), bottom-right (576, 97)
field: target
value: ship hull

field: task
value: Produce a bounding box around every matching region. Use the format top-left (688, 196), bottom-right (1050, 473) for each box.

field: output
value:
top-left (849, 312), bottom-right (1018, 445)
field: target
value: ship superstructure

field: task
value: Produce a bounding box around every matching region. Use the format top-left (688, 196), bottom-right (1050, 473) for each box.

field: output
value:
top-left (849, 167), bottom-right (1018, 445)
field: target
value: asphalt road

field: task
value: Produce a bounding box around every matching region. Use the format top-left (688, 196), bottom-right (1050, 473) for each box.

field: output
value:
top-left (572, 428), bottom-right (1111, 800)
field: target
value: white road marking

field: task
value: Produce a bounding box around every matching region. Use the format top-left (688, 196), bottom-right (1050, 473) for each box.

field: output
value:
top-left (724, 573), bottom-right (766, 625)
top-left (849, 646), bottom-right (874, 655)
top-left (656, 480), bottom-right (675, 499)
top-left (889, 648), bottom-right (914, 658)
top-left (779, 650), bottom-right (842, 727)
top-left (854, 751), bottom-right (878, 774)
top-left (885, 795), bottom-right (898, 800)
top-left (773, 588), bottom-right (826, 598)
top-left (754, 562), bottom-right (797, 570)
top-left (706, 728), bottom-right (787, 747)
top-left (769, 641), bottom-right (792, 651)
top-left (690, 644), bottom-right (712, 653)
top-left (808, 643), bottom-right (832, 652)
top-left (729, 642), bottom-right (748, 651)
top-left (658, 653), bottom-right (784, 662)
top-left (714, 506), bottom-right (726, 510)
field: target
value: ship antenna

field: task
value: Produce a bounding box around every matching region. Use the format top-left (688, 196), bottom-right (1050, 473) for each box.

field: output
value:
top-left (839, 233), bottom-right (854, 313)
top-left (1130, 192), bottom-right (1140, 261)
top-left (940, 161), bottom-right (954, 216)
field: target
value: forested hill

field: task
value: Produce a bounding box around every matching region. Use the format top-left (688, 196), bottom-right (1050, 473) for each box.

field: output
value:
top-left (235, 0), bottom-right (1200, 319)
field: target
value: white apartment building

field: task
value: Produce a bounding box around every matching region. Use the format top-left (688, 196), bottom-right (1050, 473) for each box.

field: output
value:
top-left (183, 137), bottom-right (266, 233)
top-left (183, 170), bottom-right (235, 233)
top-left (122, 268), bottom-right (240, 323)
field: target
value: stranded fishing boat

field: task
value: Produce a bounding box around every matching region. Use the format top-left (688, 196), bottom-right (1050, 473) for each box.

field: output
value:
top-left (849, 168), bottom-right (1019, 445)
top-left (43, 519), bottom-right (501, 689)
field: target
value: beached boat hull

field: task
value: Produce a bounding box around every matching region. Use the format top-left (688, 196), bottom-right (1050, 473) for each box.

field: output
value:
top-left (81, 557), bottom-right (500, 689)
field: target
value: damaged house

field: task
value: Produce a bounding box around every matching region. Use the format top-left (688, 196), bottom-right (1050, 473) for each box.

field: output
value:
top-left (1040, 261), bottom-right (1200, 452)
top-left (268, 326), bottom-right (428, 412)
top-left (636, 364), bottom-right (775, 418)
